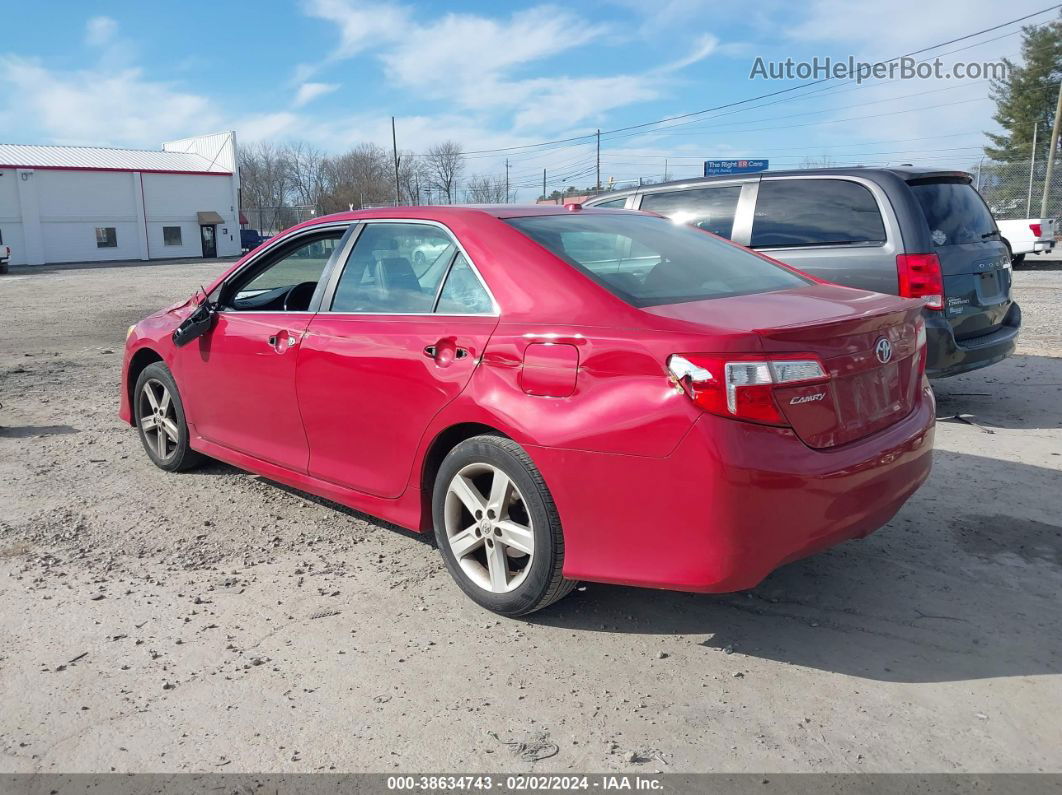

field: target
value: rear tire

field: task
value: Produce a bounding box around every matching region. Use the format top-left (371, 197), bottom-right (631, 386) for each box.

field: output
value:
top-left (433, 434), bottom-right (575, 616)
top-left (133, 362), bottom-right (204, 472)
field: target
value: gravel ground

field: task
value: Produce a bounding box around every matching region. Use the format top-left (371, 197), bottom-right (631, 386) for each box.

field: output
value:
top-left (0, 261), bottom-right (1059, 774)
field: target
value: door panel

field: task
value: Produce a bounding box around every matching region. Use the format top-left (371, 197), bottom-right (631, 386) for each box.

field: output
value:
top-left (177, 312), bottom-right (313, 471)
top-left (297, 315), bottom-right (498, 497)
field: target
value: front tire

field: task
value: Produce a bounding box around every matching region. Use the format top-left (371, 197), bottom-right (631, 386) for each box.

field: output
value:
top-left (433, 435), bottom-right (575, 616)
top-left (133, 362), bottom-right (203, 472)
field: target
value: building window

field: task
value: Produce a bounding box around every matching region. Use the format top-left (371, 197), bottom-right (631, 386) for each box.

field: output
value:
top-left (163, 226), bottom-right (182, 246)
top-left (95, 227), bottom-right (117, 248)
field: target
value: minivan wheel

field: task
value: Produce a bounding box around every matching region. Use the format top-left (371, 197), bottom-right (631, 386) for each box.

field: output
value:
top-left (433, 435), bottom-right (575, 616)
top-left (133, 362), bottom-right (203, 472)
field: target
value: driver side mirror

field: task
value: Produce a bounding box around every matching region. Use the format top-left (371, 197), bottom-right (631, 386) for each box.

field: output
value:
top-left (172, 300), bottom-right (217, 347)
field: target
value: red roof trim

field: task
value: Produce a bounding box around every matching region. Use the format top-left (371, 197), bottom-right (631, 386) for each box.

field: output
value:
top-left (0, 164), bottom-right (232, 176)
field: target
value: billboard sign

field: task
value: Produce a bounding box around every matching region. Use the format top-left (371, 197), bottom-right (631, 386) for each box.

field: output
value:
top-left (703, 159), bottom-right (769, 176)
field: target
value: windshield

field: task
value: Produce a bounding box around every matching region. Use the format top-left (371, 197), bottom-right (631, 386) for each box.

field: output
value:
top-left (909, 178), bottom-right (998, 247)
top-left (506, 213), bottom-right (811, 307)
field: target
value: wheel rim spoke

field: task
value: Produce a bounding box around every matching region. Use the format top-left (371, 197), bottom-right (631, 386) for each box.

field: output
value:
top-left (451, 475), bottom-right (486, 515)
top-left (487, 470), bottom-right (513, 513)
top-left (158, 388), bottom-right (171, 414)
top-left (143, 385), bottom-right (160, 411)
top-left (140, 416), bottom-right (156, 432)
top-left (156, 427), bottom-right (167, 458)
top-left (495, 519), bottom-right (534, 556)
top-left (485, 540), bottom-right (509, 591)
top-left (159, 417), bottom-right (180, 443)
top-left (449, 525), bottom-right (483, 558)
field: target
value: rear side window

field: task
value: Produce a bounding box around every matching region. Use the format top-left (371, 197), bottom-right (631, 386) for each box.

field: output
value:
top-left (908, 178), bottom-right (996, 247)
top-left (507, 213), bottom-right (810, 307)
top-left (592, 197), bottom-right (627, 209)
top-left (751, 179), bottom-right (886, 248)
top-left (640, 185), bottom-right (742, 239)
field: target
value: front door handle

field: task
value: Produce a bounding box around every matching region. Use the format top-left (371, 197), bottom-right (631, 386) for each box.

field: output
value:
top-left (267, 333), bottom-right (298, 352)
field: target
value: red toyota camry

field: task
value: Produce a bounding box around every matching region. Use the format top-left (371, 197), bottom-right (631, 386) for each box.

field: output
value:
top-left (119, 205), bottom-right (934, 615)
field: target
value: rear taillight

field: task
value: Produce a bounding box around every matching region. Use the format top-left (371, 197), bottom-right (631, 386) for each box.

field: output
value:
top-left (914, 315), bottom-right (928, 376)
top-left (896, 253), bottom-right (944, 310)
top-left (668, 353), bottom-right (828, 426)
top-left (1030, 223), bottom-right (1042, 238)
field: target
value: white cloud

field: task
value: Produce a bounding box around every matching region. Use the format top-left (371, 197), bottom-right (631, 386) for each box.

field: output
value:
top-left (655, 33), bottom-right (719, 74)
top-left (293, 81), bottom-right (339, 107)
top-left (85, 16), bottom-right (118, 47)
top-left (0, 55), bottom-right (219, 145)
top-left (302, 0), bottom-right (412, 58)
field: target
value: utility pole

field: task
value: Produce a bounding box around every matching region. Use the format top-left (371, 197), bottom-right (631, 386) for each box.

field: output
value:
top-left (542, 168), bottom-right (546, 202)
top-left (1040, 78), bottom-right (1062, 218)
top-left (391, 116), bottom-right (401, 206)
top-left (596, 129), bottom-right (601, 191)
top-left (505, 159), bottom-right (510, 203)
top-left (664, 158), bottom-right (668, 182)
top-left (1027, 121), bottom-right (1039, 217)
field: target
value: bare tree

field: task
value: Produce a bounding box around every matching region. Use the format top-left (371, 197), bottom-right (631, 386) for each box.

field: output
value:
top-left (286, 141), bottom-right (328, 210)
top-left (238, 142), bottom-right (292, 231)
top-left (397, 150), bottom-right (425, 205)
top-left (424, 141), bottom-right (464, 204)
top-left (320, 143), bottom-right (393, 212)
top-left (464, 174), bottom-right (508, 203)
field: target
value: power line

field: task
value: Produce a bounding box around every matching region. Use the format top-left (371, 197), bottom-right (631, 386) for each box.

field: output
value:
top-left (447, 5), bottom-right (1060, 157)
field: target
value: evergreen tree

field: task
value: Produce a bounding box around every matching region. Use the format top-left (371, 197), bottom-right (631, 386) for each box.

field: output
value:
top-left (984, 14), bottom-right (1062, 163)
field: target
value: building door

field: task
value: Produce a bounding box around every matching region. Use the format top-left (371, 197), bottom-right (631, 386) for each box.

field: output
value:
top-left (200, 225), bottom-right (217, 258)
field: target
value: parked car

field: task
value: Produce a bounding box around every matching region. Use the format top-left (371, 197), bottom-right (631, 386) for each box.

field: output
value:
top-left (120, 206), bottom-right (934, 616)
top-left (586, 167), bottom-right (1020, 379)
top-left (996, 217), bottom-right (1056, 265)
top-left (240, 228), bottom-right (265, 252)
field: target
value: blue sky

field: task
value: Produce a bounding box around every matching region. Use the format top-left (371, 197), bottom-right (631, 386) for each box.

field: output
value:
top-left (0, 0), bottom-right (1056, 199)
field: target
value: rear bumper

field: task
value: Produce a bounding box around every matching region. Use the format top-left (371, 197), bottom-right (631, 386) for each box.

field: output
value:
top-left (534, 387), bottom-right (934, 593)
top-left (925, 302), bottom-right (1021, 379)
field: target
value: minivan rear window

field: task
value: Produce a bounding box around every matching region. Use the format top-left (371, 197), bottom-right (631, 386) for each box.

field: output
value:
top-left (507, 213), bottom-right (811, 307)
top-left (751, 178), bottom-right (887, 248)
top-left (908, 178), bottom-right (997, 247)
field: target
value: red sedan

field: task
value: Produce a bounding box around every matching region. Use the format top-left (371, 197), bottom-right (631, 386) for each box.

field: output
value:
top-left (119, 205), bottom-right (934, 615)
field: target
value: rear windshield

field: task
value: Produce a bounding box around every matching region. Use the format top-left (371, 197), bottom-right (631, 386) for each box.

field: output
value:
top-left (506, 213), bottom-right (811, 307)
top-left (909, 178), bottom-right (997, 247)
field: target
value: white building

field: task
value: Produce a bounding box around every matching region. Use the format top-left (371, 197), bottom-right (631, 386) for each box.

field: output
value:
top-left (0, 131), bottom-right (241, 266)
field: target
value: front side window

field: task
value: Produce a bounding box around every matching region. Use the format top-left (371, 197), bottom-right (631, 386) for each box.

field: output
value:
top-left (163, 226), bottom-right (182, 246)
top-left (640, 185), bottom-right (742, 239)
top-left (750, 179), bottom-right (886, 248)
top-left (592, 197), bottom-right (627, 209)
top-left (225, 229), bottom-right (345, 312)
top-left (96, 227), bottom-right (117, 248)
top-left (508, 213), bottom-right (810, 307)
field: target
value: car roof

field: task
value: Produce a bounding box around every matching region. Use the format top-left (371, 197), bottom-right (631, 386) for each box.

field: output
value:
top-left (587, 166), bottom-right (972, 200)
top-left (304, 204), bottom-right (638, 227)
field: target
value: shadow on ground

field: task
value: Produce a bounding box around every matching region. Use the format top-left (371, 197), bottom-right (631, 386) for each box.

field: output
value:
top-left (529, 448), bottom-right (1061, 684)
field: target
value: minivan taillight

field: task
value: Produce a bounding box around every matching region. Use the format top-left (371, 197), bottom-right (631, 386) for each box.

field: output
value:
top-left (896, 254), bottom-right (944, 310)
top-left (667, 353), bottom-right (828, 426)
top-left (1030, 223), bottom-right (1043, 238)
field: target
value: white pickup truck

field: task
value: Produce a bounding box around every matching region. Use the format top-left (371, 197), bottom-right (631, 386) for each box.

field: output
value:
top-left (997, 218), bottom-right (1056, 266)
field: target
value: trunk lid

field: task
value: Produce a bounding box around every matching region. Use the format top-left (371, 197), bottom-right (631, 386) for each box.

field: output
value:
top-left (644, 285), bottom-right (925, 448)
top-left (906, 176), bottom-right (1014, 341)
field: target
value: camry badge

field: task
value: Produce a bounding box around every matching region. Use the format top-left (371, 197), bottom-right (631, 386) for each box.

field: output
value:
top-left (875, 337), bottom-right (893, 364)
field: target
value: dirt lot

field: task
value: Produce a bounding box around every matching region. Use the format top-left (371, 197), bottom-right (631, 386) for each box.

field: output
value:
top-left (0, 260), bottom-right (1059, 774)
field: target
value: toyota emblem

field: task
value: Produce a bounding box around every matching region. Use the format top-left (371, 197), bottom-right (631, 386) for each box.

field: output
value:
top-left (875, 337), bottom-right (893, 364)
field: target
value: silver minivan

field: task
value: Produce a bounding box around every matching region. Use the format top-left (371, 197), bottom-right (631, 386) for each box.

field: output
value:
top-left (584, 167), bottom-right (1021, 378)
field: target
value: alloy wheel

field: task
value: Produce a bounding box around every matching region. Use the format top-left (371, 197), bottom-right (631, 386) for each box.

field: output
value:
top-left (138, 378), bottom-right (179, 461)
top-left (443, 463), bottom-right (535, 593)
